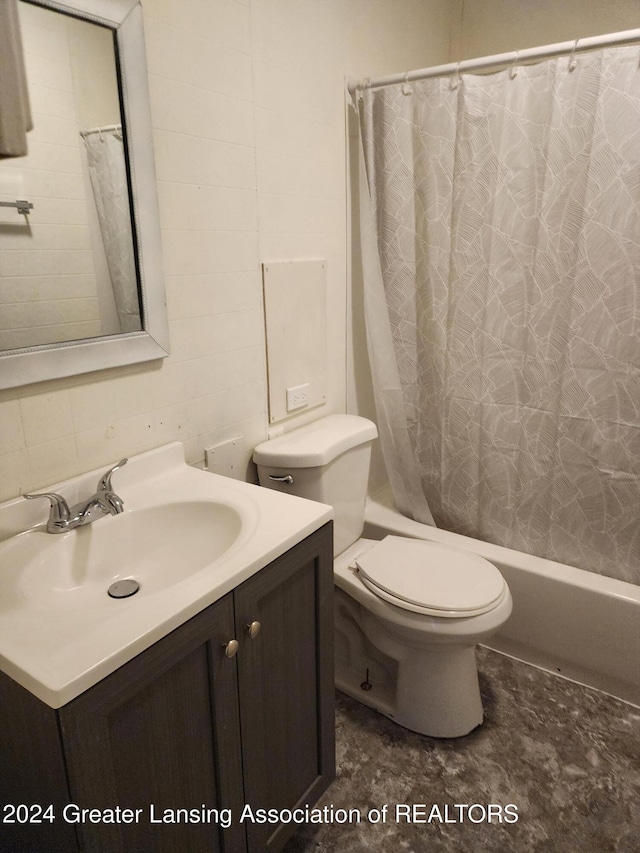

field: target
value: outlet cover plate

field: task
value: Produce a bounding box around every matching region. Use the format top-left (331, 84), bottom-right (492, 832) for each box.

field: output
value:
top-left (286, 383), bottom-right (310, 411)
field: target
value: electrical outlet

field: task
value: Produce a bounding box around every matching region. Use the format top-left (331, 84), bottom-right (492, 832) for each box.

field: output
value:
top-left (286, 383), bottom-right (310, 411)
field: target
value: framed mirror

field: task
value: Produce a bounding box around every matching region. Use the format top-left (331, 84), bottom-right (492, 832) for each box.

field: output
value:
top-left (0, 0), bottom-right (169, 390)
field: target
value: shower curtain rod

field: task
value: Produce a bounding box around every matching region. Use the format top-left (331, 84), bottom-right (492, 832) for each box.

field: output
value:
top-left (79, 123), bottom-right (122, 138)
top-left (348, 27), bottom-right (640, 94)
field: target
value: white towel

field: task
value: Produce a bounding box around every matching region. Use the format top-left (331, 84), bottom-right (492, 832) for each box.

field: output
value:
top-left (0, 0), bottom-right (33, 158)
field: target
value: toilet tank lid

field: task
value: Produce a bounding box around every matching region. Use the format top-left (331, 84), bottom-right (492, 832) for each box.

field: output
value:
top-left (253, 415), bottom-right (378, 468)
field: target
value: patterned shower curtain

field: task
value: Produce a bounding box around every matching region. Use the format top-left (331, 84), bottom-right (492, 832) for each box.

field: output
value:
top-left (356, 45), bottom-right (640, 584)
top-left (83, 128), bottom-right (141, 333)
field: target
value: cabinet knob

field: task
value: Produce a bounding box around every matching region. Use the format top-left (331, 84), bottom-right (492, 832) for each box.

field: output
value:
top-left (246, 621), bottom-right (261, 639)
top-left (223, 639), bottom-right (239, 658)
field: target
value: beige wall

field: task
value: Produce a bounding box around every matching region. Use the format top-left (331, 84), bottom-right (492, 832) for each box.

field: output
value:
top-left (457, 0), bottom-right (640, 59)
top-left (0, 0), bottom-right (459, 502)
top-left (250, 0), bottom-right (458, 438)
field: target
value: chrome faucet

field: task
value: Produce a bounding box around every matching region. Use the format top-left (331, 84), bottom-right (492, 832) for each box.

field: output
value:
top-left (24, 459), bottom-right (128, 534)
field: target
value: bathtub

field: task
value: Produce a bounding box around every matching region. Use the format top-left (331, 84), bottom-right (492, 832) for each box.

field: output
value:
top-left (363, 488), bottom-right (640, 707)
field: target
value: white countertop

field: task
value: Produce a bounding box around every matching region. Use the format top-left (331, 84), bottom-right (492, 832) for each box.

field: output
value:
top-left (0, 443), bottom-right (332, 708)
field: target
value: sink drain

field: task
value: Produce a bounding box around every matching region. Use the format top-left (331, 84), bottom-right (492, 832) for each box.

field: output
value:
top-left (108, 579), bottom-right (140, 599)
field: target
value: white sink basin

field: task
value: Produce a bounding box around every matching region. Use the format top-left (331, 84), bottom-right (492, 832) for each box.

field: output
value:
top-left (0, 501), bottom-right (243, 613)
top-left (0, 442), bottom-right (332, 708)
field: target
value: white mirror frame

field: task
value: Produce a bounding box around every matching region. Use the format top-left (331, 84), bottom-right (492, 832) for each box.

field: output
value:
top-left (0, 0), bottom-right (169, 390)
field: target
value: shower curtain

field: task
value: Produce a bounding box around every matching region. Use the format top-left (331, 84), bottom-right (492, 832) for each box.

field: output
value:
top-left (83, 128), bottom-right (140, 332)
top-left (356, 45), bottom-right (640, 584)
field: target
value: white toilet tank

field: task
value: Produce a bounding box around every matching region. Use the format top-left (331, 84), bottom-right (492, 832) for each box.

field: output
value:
top-left (253, 415), bottom-right (378, 556)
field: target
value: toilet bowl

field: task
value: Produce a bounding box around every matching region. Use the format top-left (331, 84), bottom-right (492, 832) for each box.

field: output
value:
top-left (253, 414), bottom-right (513, 738)
top-left (334, 537), bottom-right (512, 737)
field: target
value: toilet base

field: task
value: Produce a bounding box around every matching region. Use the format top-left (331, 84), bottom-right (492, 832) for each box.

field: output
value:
top-left (395, 645), bottom-right (483, 737)
top-left (336, 647), bottom-right (483, 738)
top-left (335, 589), bottom-right (484, 738)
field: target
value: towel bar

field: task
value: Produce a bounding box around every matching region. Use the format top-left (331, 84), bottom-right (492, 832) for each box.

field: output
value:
top-left (0, 200), bottom-right (33, 215)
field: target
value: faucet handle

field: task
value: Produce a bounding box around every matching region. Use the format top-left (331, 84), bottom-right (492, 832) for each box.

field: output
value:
top-left (23, 492), bottom-right (71, 526)
top-left (97, 458), bottom-right (128, 493)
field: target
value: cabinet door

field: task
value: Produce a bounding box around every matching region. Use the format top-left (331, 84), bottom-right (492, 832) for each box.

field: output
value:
top-left (234, 522), bottom-right (335, 852)
top-left (0, 672), bottom-right (78, 853)
top-left (58, 594), bottom-right (247, 853)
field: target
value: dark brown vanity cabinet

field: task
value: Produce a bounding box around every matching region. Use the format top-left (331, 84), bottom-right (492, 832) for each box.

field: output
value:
top-left (0, 522), bottom-right (334, 853)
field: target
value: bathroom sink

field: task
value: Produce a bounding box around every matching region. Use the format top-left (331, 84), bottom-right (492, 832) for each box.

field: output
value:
top-left (0, 501), bottom-right (243, 613)
top-left (0, 442), bottom-right (332, 708)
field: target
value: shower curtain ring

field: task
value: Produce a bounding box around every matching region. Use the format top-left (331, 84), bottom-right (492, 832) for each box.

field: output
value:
top-left (450, 63), bottom-right (461, 90)
top-left (402, 72), bottom-right (413, 95)
top-left (569, 39), bottom-right (579, 71)
top-left (510, 50), bottom-right (520, 78)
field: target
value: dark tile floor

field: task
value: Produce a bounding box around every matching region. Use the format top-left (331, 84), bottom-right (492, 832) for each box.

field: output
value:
top-left (284, 648), bottom-right (640, 852)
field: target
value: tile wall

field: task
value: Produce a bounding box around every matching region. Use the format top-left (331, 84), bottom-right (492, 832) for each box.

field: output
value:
top-left (0, 0), bottom-right (458, 502)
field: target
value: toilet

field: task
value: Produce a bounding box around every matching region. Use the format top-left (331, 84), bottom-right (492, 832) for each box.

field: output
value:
top-left (253, 414), bottom-right (512, 738)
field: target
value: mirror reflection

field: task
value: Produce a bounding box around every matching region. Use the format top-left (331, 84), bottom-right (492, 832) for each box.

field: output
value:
top-left (0, 1), bottom-right (141, 354)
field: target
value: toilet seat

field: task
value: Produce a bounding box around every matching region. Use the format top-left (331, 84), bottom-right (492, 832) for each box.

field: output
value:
top-left (355, 536), bottom-right (507, 618)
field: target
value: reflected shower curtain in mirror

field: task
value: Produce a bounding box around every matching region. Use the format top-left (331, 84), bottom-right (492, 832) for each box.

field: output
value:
top-left (82, 127), bottom-right (140, 332)
top-left (356, 45), bottom-right (640, 583)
